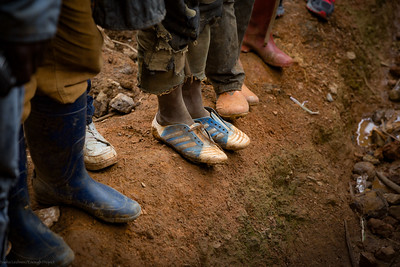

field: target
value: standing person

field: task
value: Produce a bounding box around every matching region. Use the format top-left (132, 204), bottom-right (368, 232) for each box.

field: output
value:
top-left (84, 80), bottom-right (118, 171)
top-left (4, 0), bottom-right (166, 266)
top-left (138, 0), bottom-right (251, 165)
top-left (206, 0), bottom-right (259, 120)
top-left (242, 0), bottom-right (293, 68)
top-left (0, 0), bottom-right (62, 264)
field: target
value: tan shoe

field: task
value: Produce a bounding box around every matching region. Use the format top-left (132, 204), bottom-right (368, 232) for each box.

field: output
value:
top-left (241, 84), bottom-right (259, 106)
top-left (216, 91), bottom-right (249, 120)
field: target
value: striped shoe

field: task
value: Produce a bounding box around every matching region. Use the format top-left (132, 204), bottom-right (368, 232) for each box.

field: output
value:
top-left (194, 107), bottom-right (250, 151)
top-left (151, 117), bottom-right (227, 164)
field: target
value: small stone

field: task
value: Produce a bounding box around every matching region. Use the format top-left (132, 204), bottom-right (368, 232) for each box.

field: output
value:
top-left (34, 206), bottom-right (60, 228)
top-left (119, 65), bottom-right (134, 75)
top-left (388, 89), bottom-right (400, 101)
top-left (350, 190), bottom-right (388, 218)
top-left (384, 193), bottom-right (400, 205)
top-left (329, 83), bottom-right (338, 95)
top-left (109, 93), bottom-right (135, 114)
top-left (382, 140), bottom-right (400, 162)
top-left (141, 182), bottom-right (146, 188)
top-left (388, 205), bottom-right (400, 220)
top-left (367, 218), bottom-right (394, 238)
top-left (353, 161), bottom-right (376, 181)
top-left (272, 111), bottom-right (278, 115)
top-left (94, 91), bottom-right (109, 117)
top-left (375, 246), bottom-right (396, 262)
top-left (119, 80), bottom-right (134, 90)
top-left (326, 93), bottom-right (334, 102)
top-left (362, 154), bottom-right (380, 165)
top-left (346, 51), bottom-right (356, 60)
top-left (382, 216), bottom-right (398, 227)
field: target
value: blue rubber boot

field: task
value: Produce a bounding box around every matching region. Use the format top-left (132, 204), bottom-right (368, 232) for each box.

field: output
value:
top-left (7, 130), bottom-right (74, 267)
top-left (24, 92), bottom-right (141, 223)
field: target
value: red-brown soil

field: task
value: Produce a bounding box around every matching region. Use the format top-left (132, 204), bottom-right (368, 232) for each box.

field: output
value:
top-left (30, 0), bottom-right (400, 266)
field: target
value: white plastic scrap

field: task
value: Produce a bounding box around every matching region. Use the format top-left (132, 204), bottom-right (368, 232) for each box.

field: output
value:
top-left (290, 96), bottom-right (320, 115)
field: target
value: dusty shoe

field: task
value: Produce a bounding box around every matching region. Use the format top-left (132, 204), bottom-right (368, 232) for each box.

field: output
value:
top-left (152, 117), bottom-right (228, 164)
top-left (216, 91), bottom-right (249, 120)
top-left (195, 107), bottom-right (250, 151)
top-left (242, 34), bottom-right (293, 68)
top-left (241, 84), bottom-right (259, 106)
top-left (306, 0), bottom-right (335, 19)
top-left (84, 122), bottom-right (118, 171)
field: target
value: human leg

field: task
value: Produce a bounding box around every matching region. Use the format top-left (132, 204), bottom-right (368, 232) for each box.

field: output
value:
top-left (0, 87), bottom-right (24, 263)
top-left (206, 0), bottom-right (253, 119)
top-left (242, 0), bottom-right (293, 67)
top-left (138, 25), bottom-right (227, 164)
top-left (185, 25), bottom-right (250, 150)
top-left (7, 129), bottom-right (74, 266)
top-left (84, 80), bottom-right (118, 171)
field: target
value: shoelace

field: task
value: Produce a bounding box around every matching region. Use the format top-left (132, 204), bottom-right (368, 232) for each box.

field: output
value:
top-left (87, 126), bottom-right (111, 145)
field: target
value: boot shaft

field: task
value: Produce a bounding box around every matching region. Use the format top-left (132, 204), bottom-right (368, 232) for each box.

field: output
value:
top-left (247, 0), bottom-right (279, 41)
top-left (24, 93), bottom-right (87, 186)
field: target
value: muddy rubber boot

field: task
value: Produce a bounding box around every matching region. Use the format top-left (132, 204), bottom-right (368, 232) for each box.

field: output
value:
top-left (24, 93), bottom-right (141, 223)
top-left (242, 0), bottom-right (293, 67)
top-left (7, 130), bottom-right (74, 267)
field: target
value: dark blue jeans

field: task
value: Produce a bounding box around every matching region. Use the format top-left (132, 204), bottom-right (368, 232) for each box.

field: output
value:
top-left (86, 79), bottom-right (94, 125)
top-left (0, 86), bottom-right (24, 263)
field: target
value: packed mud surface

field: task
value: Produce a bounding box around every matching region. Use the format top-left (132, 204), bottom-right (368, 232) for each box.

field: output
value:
top-left (31, 0), bottom-right (400, 266)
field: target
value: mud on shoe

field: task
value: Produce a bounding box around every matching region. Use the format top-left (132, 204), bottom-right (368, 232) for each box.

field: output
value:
top-left (152, 117), bottom-right (228, 164)
top-left (216, 91), bottom-right (249, 120)
top-left (194, 107), bottom-right (250, 151)
top-left (84, 122), bottom-right (118, 171)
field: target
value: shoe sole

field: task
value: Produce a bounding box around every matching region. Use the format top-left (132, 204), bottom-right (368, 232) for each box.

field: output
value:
top-left (85, 156), bottom-right (118, 171)
top-left (219, 111), bottom-right (249, 121)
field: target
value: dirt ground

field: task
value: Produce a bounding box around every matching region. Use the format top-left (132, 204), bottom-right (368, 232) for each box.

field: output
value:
top-left (32, 0), bottom-right (400, 266)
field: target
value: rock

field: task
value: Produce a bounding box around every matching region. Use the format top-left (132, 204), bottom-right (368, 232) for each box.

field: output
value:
top-left (384, 193), bottom-right (400, 205)
top-left (350, 190), bottom-right (388, 218)
top-left (119, 80), bottom-right (134, 90)
top-left (367, 218), bottom-right (394, 238)
top-left (353, 162), bottom-right (376, 181)
top-left (389, 205), bottom-right (400, 221)
top-left (346, 51), bottom-right (356, 60)
top-left (362, 154), bottom-right (380, 165)
top-left (359, 251), bottom-right (377, 267)
top-left (329, 83), bottom-right (338, 95)
top-left (382, 141), bottom-right (400, 162)
top-left (382, 216), bottom-right (398, 227)
top-left (34, 206), bottom-right (60, 228)
top-left (119, 65), bottom-right (134, 75)
top-left (389, 89), bottom-right (400, 101)
top-left (94, 90), bottom-right (109, 117)
top-left (109, 93), bottom-right (135, 114)
top-left (326, 93), bottom-right (334, 102)
top-left (375, 246), bottom-right (396, 262)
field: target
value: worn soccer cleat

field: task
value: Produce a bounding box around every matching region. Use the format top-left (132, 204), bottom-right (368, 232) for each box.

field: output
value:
top-left (152, 117), bottom-right (228, 164)
top-left (194, 107), bottom-right (250, 151)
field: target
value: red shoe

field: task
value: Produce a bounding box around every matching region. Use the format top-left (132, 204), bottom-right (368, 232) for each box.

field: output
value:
top-left (306, 0), bottom-right (335, 20)
top-left (242, 34), bottom-right (293, 67)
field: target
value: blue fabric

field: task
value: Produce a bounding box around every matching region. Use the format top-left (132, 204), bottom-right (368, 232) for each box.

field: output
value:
top-left (24, 92), bottom-right (141, 223)
top-left (86, 80), bottom-right (94, 125)
top-left (0, 86), bottom-right (24, 262)
top-left (0, 0), bottom-right (61, 43)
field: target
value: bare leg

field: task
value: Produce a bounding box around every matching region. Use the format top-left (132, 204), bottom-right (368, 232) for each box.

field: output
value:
top-left (156, 85), bottom-right (194, 126)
